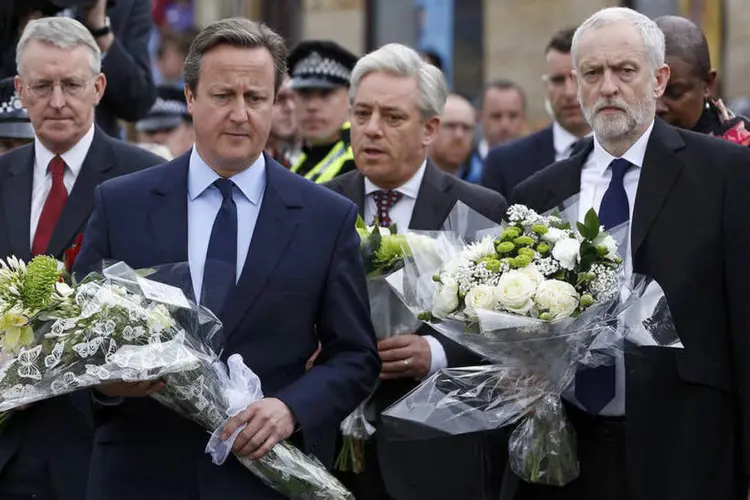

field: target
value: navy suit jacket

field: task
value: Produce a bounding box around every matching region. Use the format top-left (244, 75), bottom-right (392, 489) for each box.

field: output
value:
top-left (480, 125), bottom-right (555, 199)
top-left (73, 152), bottom-right (380, 500)
top-left (0, 128), bottom-right (163, 500)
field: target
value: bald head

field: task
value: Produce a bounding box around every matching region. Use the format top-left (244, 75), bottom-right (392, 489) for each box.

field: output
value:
top-left (429, 93), bottom-right (476, 174)
top-left (655, 15), bottom-right (711, 79)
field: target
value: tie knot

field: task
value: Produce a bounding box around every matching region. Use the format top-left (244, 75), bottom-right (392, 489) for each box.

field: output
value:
top-left (48, 156), bottom-right (65, 177)
top-left (213, 178), bottom-right (235, 201)
top-left (609, 158), bottom-right (631, 180)
top-left (373, 190), bottom-right (403, 208)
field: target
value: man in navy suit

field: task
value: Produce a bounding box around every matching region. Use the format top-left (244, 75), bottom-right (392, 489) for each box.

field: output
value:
top-left (73, 17), bottom-right (380, 500)
top-left (481, 28), bottom-right (591, 198)
top-left (0, 17), bottom-right (163, 500)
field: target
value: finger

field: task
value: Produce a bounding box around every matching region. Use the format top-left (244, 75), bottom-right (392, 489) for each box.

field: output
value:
top-left (377, 336), bottom-right (414, 351)
top-left (143, 381), bottom-right (165, 395)
top-left (222, 407), bottom-right (254, 440)
top-left (381, 359), bottom-right (412, 374)
top-left (378, 346), bottom-right (413, 363)
top-left (237, 425), bottom-right (271, 458)
top-left (230, 409), bottom-right (266, 451)
top-left (380, 369), bottom-right (417, 380)
top-left (248, 432), bottom-right (280, 461)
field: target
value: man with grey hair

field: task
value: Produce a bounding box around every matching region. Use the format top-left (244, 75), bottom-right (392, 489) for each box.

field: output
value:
top-left (326, 42), bottom-right (507, 500)
top-left (73, 17), bottom-right (379, 500)
top-left (511, 6), bottom-right (750, 500)
top-left (0, 15), bottom-right (163, 500)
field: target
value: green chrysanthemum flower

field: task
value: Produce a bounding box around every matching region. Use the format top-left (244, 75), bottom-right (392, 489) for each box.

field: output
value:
top-left (22, 255), bottom-right (61, 312)
top-left (496, 241), bottom-right (515, 254)
top-left (514, 236), bottom-right (535, 247)
top-left (500, 227), bottom-right (521, 242)
top-left (374, 235), bottom-right (407, 268)
top-left (478, 256), bottom-right (502, 273)
top-left (510, 254), bottom-right (532, 268)
top-left (536, 243), bottom-right (551, 255)
top-left (531, 224), bottom-right (549, 235)
top-left (518, 247), bottom-right (536, 258)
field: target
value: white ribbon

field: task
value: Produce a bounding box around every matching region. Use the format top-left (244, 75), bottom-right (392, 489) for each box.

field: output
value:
top-left (205, 353), bottom-right (264, 465)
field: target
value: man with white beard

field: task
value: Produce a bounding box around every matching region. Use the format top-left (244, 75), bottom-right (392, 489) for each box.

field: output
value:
top-left (511, 6), bottom-right (750, 500)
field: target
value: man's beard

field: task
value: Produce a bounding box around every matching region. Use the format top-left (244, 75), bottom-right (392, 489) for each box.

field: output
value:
top-left (582, 92), bottom-right (654, 142)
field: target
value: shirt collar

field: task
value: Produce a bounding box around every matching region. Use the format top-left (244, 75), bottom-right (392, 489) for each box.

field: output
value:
top-left (552, 120), bottom-right (584, 156)
top-left (188, 147), bottom-right (266, 205)
top-left (34, 123), bottom-right (95, 177)
top-left (592, 120), bottom-right (655, 174)
top-left (477, 139), bottom-right (489, 159)
top-left (364, 160), bottom-right (427, 198)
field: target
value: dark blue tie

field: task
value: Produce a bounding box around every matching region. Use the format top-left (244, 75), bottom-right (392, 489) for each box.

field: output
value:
top-left (201, 178), bottom-right (237, 316)
top-left (575, 158), bottom-right (631, 414)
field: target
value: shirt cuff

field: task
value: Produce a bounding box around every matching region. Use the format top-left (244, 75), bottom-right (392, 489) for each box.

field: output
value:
top-left (423, 335), bottom-right (448, 376)
top-left (91, 390), bottom-right (123, 407)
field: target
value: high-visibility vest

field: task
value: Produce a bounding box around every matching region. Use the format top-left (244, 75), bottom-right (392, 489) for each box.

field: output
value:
top-left (291, 122), bottom-right (355, 183)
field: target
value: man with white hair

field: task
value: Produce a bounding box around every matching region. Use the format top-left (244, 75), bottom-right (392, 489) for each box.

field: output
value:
top-left (0, 16), bottom-right (163, 499)
top-left (511, 7), bottom-right (750, 500)
top-left (326, 43), bottom-right (508, 500)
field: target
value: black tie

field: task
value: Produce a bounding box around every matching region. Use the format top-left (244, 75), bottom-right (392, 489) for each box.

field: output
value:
top-left (201, 178), bottom-right (238, 316)
top-left (574, 158), bottom-right (632, 414)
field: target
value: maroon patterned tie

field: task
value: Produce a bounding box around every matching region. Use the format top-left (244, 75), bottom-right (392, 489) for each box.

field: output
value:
top-left (372, 190), bottom-right (403, 228)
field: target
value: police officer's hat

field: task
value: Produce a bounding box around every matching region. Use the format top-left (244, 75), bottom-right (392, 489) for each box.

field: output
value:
top-left (0, 77), bottom-right (34, 140)
top-left (287, 40), bottom-right (358, 91)
top-left (135, 85), bottom-right (191, 133)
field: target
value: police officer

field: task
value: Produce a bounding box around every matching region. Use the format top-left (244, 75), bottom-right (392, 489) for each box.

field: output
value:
top-left (135, 84), bottom-right (194, 158)
top-left (0, 76), bottom-right (34, 155)
top-left (288, 40), bottom-right (357, 183)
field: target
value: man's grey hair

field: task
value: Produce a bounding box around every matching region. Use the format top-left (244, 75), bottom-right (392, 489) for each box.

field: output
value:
top-left (349, 43), bottom-right (447, 121)
top-left (572, 7), bottom-right (666, 71)
top-left (16, 17), bottom-right (101, 76)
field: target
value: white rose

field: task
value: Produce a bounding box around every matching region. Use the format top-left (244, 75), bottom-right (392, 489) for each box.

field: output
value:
top-left (464, 284), bottom-right (500, 319)
top-left (542, 227), bottom-right (568, 244)
top-left (535, 279), bottom-right (580, 319)
top-left (551, 237), bottom-right (581, 270)
top-left (431, 276), bottom-right (459, 319)
top-left (496, 271), bottom-right (536, 315)
top-left (517, 263), bottom-right (544, 286)
top-left (594, 233), bottom-right (619, 260)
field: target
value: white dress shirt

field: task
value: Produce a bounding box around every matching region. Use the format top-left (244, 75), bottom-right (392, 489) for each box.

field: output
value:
top-left (552, 121), bottom-right (582, 162)
top-left (187, 147), bottom-right (266, 304)
top-left (566, 120), bottom-right (654, 416)
top-left (363, 161), bottom-right (448, 376)
top-left (30, 124), bottom-right (95, 245)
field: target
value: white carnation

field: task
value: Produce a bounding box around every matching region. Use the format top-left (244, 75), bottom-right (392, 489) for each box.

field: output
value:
top-left (432, 276), bottom-right (460, 319)
top-left (464, 284), bottom-right (500, 320)
top-left (496, 271), bottom-right (536, 315)
top-left (594, 233), bottom-right (619, 260)
top-left (535, 279), bottom-right (580, 319)
top-left (551, 238), bottom-right (581, 270)
top-left (460, 235), bottom-right (497, 262)
top-left (543, 227), bottom-right (568, 245)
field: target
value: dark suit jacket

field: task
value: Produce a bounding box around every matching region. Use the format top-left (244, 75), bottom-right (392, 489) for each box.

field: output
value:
top-left (93, 0), bottom-right (156, 137)
top-left (325, 162), bottom-right (509, 500)
top-left (0, 127), bottom-right (163, 499)
top-left (481, 125), bottom-right (555, 198)
top-left (73, 152), bottom-right (381, 500)
top-left (511, 118), bottom-right (750, 500)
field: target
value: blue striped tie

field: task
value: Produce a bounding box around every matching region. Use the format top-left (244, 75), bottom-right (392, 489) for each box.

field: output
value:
top-left (201, 178), bottom-right (237, 316)
top-left (575, 158), bottom-right (631, 414)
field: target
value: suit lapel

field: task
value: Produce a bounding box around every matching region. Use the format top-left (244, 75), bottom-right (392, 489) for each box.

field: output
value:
top-left (339, 171), bottom-right (365, 218)
top-left (408, 163), bottom-right (456, 231)
top-left (631, 120), bottom-right (686, 257)
top-left (537, 126), bottom-right (556, 168)
top-left (1, 147), bottom-right (33, 261)
top-left (221, 157), bottom-right (302, 341)
top-left (149, 154), bottom-right (189, 267)
top-left (46, 129), bottom-right (115, 258)
top-left (533, 143), bottom-right (588, 213)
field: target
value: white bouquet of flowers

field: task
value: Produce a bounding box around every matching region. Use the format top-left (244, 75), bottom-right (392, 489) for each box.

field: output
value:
top-left (382, 201), bottom-right (682, 486)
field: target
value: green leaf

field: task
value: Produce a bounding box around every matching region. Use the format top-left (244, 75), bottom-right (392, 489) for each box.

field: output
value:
top-left (355, 213), bottom-right (367, 230)
top-left (578, 241), bottom-right (598, 270)
top-left (584, 208), bottom-right (600, 240)
top-left (389, 223), bottom-right (398, 235)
